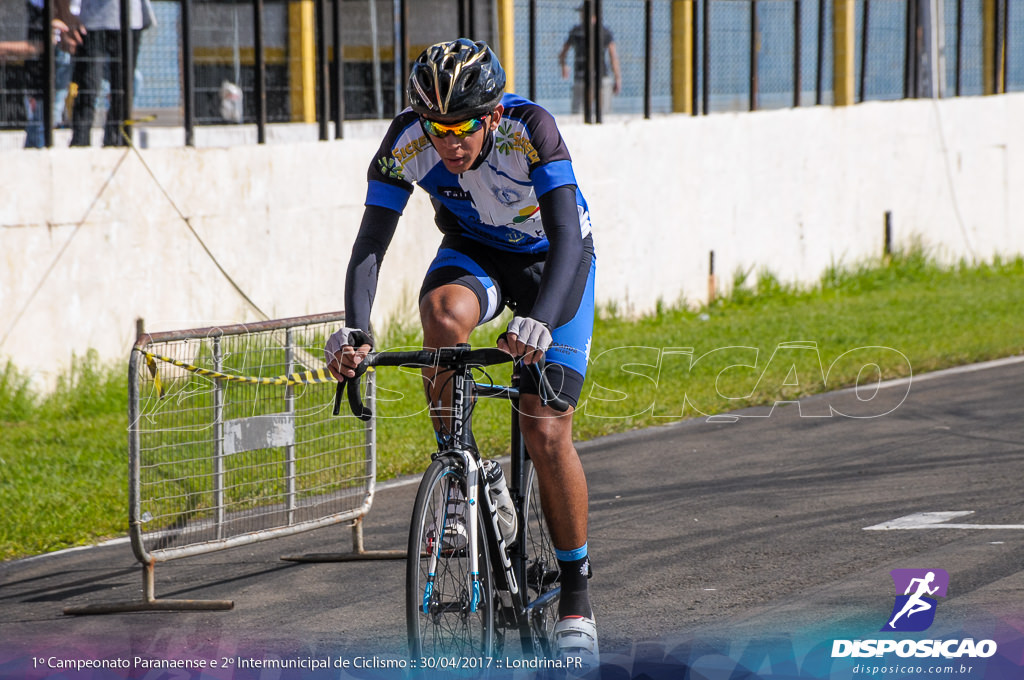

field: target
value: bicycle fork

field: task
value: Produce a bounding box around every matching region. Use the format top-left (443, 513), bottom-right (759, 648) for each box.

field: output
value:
top-left (422, 459), bottom-right (483, 615)
top-left (421, 451), bottom-right (520, 616)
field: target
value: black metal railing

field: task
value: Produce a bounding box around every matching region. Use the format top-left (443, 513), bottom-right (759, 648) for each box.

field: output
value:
top-left (0, 0), bottom-right (1019, 147)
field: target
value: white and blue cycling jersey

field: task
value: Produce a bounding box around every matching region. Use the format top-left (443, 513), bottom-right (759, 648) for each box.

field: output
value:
top-left (365, 93), bottom-right (592, 254)
top-left (346, 93), bottom-right (597, 404)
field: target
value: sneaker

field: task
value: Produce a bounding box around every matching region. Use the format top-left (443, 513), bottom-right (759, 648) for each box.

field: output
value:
top-left (553, 615), bottom-right (599, 671)
top-left (426, 493), bottom-right (468, 555)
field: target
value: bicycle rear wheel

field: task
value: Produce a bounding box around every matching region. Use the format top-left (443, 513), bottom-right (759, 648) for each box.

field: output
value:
top-left (522, 459), bottom-right (561, 657)
top-left (407, 457), bottom-right (496, 660)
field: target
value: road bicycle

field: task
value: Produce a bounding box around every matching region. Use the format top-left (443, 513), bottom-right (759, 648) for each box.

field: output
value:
top-left (335, 344), bottom-right (567, 662)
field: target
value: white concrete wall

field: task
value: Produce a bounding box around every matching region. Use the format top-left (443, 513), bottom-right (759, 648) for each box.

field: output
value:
top-left (2, 94), bottom-right (1022, 387)
top-left (576, 95), bottom-right (1023, 314)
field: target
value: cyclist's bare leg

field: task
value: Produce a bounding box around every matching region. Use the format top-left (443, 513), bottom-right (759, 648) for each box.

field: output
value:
top-left (422, 287), bottom-right (593, 619)
top-left (518, 396), bottom-right (588, 550)
top-left (518, 394), bottom-right (593, 623)
top-left (419, 284), bottom-right (480, 432)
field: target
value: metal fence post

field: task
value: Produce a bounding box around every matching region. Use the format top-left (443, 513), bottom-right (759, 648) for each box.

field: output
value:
top-left (181, 0), bottom-right (195, 146)
top-left (904, 0), bottom-right (917, 97)
top-left (750, 0), bottom-right (760, 111)
top-left (595, 0), bottom-right (604, 123)
top-left (254, 0), bottom-right (268, 143)
top-left (285, 328), bottom-right (297, 524)
top-left (815, 0), bottom-right (825, 104)
top-left (315, 0), bottom-right (329, 140)
top-left (703, 0), bottom-right (711, 114)
top-left (333, 0), bottom-right (345, 139)
top-left (859, 0), bottom-right (871, 101)
top-left (213, 335), bottom-right (225, 539)
top-left (582, 0), bottom-right (595, 123)
top-left (644, 0), bottom-right (652, 118)
top-left (954, 0), bottom-right (963, 95)
top-left (119, 0), bottom-right (133, 146)
top-left (693, 0), bottom-right (702, 115)
top-left (42, 0), bottom-right (55, 147)
top-left (794, 0), bottom-right (802, 107)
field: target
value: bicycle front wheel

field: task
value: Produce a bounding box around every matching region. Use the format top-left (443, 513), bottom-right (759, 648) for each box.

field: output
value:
top-left (407, 457), bottom-right (496, 660)
top-left (522, 459), bottom-right (561, 657)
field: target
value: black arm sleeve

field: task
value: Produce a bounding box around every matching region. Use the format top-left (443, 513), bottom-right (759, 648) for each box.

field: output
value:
top-left (343, 205), bottom-right (401, 333)
top-left (528, 184), bottom-right (585, 327)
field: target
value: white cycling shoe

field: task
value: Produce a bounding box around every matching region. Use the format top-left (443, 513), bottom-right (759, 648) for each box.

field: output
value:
top-left (554, 615), bottom-right (599, 671)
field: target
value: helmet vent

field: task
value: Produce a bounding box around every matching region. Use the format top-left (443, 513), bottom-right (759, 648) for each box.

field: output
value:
top-left (407, 39), bottom-right (505, 120)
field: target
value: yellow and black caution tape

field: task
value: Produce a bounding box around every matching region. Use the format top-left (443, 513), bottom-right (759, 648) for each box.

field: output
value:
top-left (143, 351), bottom-right (336, 397)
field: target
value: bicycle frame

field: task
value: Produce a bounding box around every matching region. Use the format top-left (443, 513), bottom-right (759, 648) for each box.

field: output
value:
top-left (480, 369), bottom-right (562, 651)
top-left (440, 360), bottom-right (527, 616)
top-left (337, 344), bottom-right (564, 655)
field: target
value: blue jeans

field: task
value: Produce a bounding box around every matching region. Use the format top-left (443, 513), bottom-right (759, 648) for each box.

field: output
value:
top-left (70, 28), bottom-right (142, 147)
top-left (24, 95), bottom-right (44, 148)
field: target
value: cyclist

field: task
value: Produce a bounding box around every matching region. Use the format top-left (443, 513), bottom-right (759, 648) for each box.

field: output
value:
top-left (324, 38), bottom-right (599, 666)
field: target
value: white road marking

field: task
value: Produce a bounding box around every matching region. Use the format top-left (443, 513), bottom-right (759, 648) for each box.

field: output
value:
top-left (864, 511), bottom-right (1024, 531)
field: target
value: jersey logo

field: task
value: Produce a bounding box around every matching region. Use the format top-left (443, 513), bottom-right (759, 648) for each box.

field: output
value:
top-left (438, 186), bottom-right (472, 201)
top-left (512, 206), bottom-right (540, 224)
top-left (391, 134), bottom-right (432, 167)
top-left (377, 156), bottom-right (405, 181)
top-left (490, 184), bottom-right (526, 206)
top-left (495, 122), bottom-right (540, 164)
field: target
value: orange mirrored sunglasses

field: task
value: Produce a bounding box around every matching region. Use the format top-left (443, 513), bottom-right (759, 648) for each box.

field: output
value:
top-left (420, 115), bottom-right (489, 138)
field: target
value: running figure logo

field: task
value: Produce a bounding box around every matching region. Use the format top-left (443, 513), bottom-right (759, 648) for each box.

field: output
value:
top-left (882, 569), bottom-right (949, 632)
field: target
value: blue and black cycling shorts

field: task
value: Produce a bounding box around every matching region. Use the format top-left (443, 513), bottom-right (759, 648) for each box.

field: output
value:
top-left (420, 234), bottom-right (596, 408)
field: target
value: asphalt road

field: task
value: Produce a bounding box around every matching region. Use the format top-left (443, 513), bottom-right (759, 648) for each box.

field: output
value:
top-left (3, 356), bottom-right (1023, 678)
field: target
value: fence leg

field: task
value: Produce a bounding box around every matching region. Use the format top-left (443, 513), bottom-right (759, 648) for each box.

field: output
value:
top-left (280, 516), bottom-right (406, 562)
top-left (63, 561), bottom-right (234, 615)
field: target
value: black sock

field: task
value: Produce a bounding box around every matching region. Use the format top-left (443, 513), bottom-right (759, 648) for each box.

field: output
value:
top-left (556, 545), bottom-right (593, 619)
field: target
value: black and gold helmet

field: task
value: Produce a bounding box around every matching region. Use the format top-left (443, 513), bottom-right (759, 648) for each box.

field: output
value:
top-left (408, 39), bottom-right (506, 122)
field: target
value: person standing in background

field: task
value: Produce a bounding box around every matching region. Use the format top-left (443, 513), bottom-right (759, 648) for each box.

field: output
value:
top-left (559, 3), bottom-right (621, 115)
top-left (54, 0), bottom-right (80, 128)
top-left (60, 0), bottom-right (153, 147)
top-left (0, 0), bottom-right (71, 147)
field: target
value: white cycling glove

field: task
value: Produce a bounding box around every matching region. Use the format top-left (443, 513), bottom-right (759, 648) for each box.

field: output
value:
top-left (506, 316), bottom-right (552, 353)
top-left (324, 327), bottom-right (373, 368)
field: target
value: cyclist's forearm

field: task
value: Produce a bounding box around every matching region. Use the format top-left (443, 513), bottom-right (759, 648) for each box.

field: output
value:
top-left (530, 185), bottom-right (584, 326)
top-left (344, 205), bottom-right (400, 333)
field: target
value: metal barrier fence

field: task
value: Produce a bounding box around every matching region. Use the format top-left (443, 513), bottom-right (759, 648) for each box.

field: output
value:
top-left (1, 0), bottom-right (1022, 145)
top-left (64, 312), bottom-right (396, 615)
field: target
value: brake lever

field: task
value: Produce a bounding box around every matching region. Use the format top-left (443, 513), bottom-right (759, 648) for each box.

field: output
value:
top-left (331, 362), bottom-right (372, 420)
top-left (533, 358), bottom-right (571, 413)
top-left (333, 381), bottom-right (344, 416)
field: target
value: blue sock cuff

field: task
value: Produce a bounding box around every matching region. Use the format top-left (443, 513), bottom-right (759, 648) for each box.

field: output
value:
top-left (555, 543), bottom-right (588, 563)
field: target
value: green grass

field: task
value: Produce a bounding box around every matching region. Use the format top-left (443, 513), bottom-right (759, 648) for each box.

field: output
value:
top-left (0, 353), bottom-right (127, 558)
top-left (575, 252), bottom-right (1024, 431)
top-left (2, 251), bottom-right (1023, 561)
